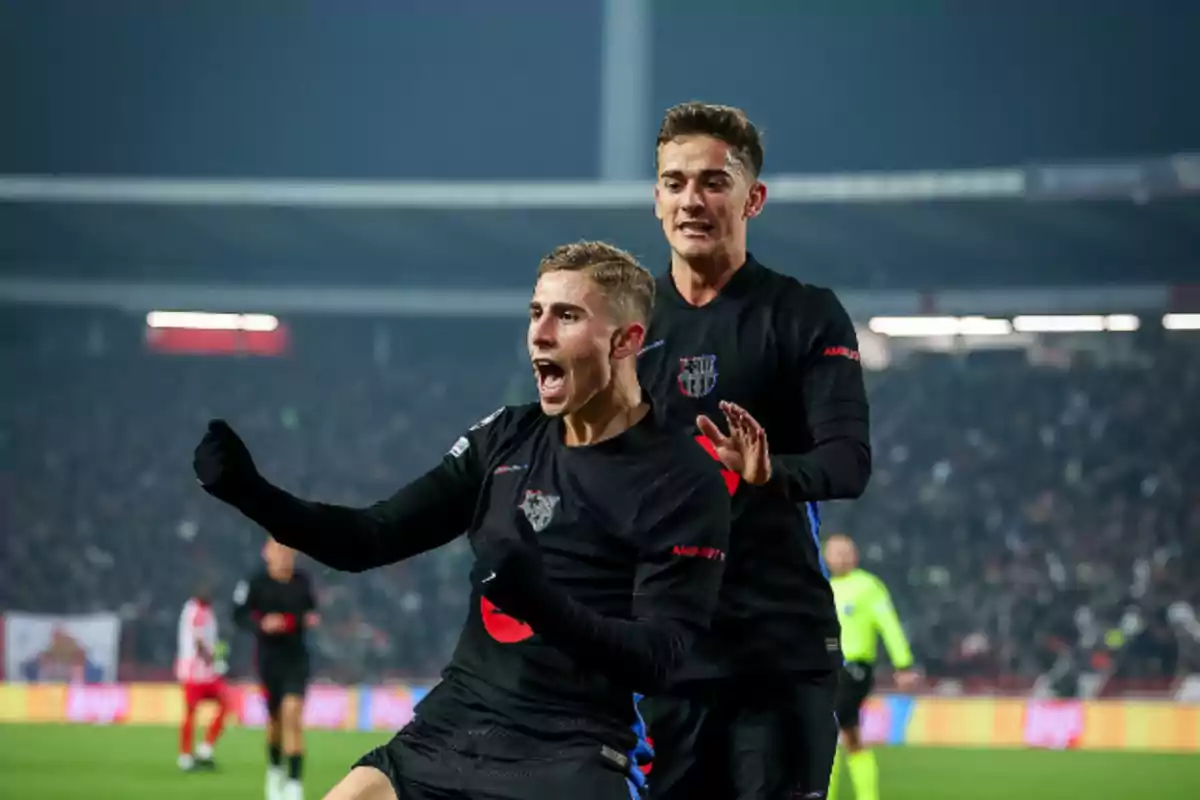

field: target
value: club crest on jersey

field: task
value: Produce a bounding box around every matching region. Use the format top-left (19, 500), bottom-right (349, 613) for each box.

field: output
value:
top-left (518, 490), bottom-right (560, 532)
top-left (677, 354), bottom-right (719, 398)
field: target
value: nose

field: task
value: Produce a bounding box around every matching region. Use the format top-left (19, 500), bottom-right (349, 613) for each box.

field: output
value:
top-left (529, 315), bottom-right (556, 349)
top-left (680, 181), bottom-right (705, 212)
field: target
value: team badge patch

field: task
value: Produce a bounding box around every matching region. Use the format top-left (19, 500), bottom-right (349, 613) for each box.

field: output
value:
top-left (518, 490), bottom-right (560, 532)
top-left (677, 354), bottom-right (719, 398)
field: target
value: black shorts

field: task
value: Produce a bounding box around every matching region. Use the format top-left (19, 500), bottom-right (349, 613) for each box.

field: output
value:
top-left (834, 662), bottom-right (874, 730)
top-left (354, 722), bottom-right (642, 800)
top-left (259, 656), bottom-right (309, 716)
top-left (640, 670), bottom-right (838, 800)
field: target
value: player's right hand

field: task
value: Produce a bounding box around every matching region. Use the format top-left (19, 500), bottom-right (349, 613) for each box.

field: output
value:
top-left (193, 419), bottom-right (263, 505)
top-left (696, 401), bottom-right (772, 485)
top-left (259, 613), bottom-right (287, 634)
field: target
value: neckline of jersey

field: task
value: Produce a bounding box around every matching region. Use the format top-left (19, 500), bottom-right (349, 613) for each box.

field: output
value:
top-left (551, 394), bottom-right (661, 456)
top-left (659, 253), bottom-right (766, 310)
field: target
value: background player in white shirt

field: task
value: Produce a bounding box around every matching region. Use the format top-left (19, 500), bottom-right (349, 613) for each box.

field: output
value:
top-left (176, 585), bottom-right (231, 770)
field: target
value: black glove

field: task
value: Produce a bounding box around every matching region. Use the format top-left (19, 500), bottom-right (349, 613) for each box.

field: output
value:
top-left (471, 533), bottom-right (551, 624)
top-left (193, 419), bottom-right (265, 506)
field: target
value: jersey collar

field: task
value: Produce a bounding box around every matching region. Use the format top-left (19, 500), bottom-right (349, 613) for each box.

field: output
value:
top-left (659, 253), bottom-right (765, 310)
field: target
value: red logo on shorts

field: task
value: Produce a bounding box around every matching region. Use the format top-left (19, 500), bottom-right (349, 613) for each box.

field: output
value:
top-left (480, 596), bottom-right (535, 643)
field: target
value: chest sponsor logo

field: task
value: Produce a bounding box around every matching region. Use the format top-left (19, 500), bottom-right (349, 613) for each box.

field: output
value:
top-left (677, 354), bottom-right (718, 398)
top-left (518, 490), bottom-right (560, 533)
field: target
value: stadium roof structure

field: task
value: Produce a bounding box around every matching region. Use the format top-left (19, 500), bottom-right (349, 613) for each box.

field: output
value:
top-left (0, 155), bottom-right (1197, 293)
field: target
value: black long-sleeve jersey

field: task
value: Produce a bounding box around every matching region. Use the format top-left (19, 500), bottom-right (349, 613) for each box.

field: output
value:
top-left (232, 401), bottom-right (730, 745)
top-left (638, 255), bottom-right (872, 679)
top-left (232, 568), bottom-right (317, 664)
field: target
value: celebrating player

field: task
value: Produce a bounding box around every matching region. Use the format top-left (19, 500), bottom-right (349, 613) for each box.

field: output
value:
top-left (176, 584), bottom-right (230, 771)
top-left (636, 102), bottom-right (873, 800)
top-left (194, 241), bottom-right (732, 800)
top-left (824, 534), bottom-right (917, 800)
top-left (233, 539), bottom-right (320, 800)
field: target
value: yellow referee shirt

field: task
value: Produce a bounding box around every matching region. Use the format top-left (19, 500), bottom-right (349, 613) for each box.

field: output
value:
top-left (830, 568), bottom-right (913, 669)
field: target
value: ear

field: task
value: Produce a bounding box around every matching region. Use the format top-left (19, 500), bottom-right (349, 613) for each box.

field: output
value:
top-left (744, 180), bottom-right (767, 220)
top-left (653, 183), bottom-right (664, 221)
top-left (611, 321), bottom-right (647, 361)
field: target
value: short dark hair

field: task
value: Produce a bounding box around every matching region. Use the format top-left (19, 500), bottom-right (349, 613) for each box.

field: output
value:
top-left (538, 240), bottom-right (655, 324)
top-left (656, 102), bottom-right (764, 177)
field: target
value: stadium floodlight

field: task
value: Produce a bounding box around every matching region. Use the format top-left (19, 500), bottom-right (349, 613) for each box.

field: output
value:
top-left (1163, 313), bottom-right (1200, 331)
top-left (1012, 315), bottom-right (1106, 333)
top-left (868, 316), bottom-right (1012, 337)
top-left (956, 316), bottom-right (1014, 336)
top-left (868, 317), bottom-right (962, 337)
top-left (1103, 314), bottom-right (1141, 332)
top-left (146, 310), bottom-right (279, 331)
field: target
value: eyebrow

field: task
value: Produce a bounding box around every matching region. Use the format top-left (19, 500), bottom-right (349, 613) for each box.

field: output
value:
top-left (659, 168), bottom-right (733, 181)
top-left (529, 300), bottom-right (588, 315)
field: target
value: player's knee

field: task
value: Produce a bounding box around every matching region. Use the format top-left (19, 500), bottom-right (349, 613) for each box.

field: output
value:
top-left (840, 727), bottom-right (863, 752)
top-left (322, 767), bottom-right (398, 800)
top-left (282, 696), bottom-right (304, 726)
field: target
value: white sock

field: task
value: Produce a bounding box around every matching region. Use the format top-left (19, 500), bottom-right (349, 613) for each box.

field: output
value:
top-left (282, 778), bottom-right (304, 800)
top-left (177, 753), bottom-right (195, 770)
top-left (196, 741), bottom-right (214, 760)
top-left (266, 766), bottom-right (285, 800)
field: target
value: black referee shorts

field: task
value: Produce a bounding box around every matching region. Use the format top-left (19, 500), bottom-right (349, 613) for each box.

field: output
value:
top-left (354, 721), bottom-right (642, 800)
top-left (834, 662), bottom-right (874, 731)
top-left (258, 655), bottom-right (310, 717)
top-left (641, 669), bottom-right (838, 800)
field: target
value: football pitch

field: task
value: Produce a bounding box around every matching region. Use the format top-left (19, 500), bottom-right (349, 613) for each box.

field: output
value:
top-left (1, 723), bottom-right (1197, 799)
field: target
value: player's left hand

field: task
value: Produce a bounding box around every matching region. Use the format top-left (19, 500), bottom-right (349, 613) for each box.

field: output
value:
top-left (894, 669), bottom-right (921, 692)
top-left (304, 611), bottom-right (320, 628)
top-left (697, 401), bottom-right (772, 485)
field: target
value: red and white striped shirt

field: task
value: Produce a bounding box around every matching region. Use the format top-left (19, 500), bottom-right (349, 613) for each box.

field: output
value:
top-left (176, 598), bottom-right (218, 683)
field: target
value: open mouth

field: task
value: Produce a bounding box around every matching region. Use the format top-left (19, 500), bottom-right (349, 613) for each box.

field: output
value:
top-left (532, 358), bottom-right (567, 401)
top-left (678, 220), bottom-right (715, 237)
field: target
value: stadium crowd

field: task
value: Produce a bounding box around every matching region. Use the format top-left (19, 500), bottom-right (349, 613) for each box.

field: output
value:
top-left (3, 314), bottom-right (1198, 690)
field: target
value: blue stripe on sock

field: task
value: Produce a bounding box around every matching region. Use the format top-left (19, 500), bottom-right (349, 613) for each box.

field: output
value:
top-left (627, 693), bottom-right (650, 797)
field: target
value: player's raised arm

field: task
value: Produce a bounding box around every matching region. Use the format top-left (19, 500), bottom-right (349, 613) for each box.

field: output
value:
top-left (772, 287), bottom-right (872, 501)
top-left (477, 468), bottom-right (730, 693)
top-left (193, 412), bottom-right (502, 572)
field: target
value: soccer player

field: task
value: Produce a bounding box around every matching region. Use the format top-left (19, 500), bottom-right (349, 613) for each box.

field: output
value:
top-left (636, 102), bottom-right (873, 800)
top-left (193, 241), bottom-right (732, 800)
top-left (176, 585), bottom-right (230, 771)
top-left (824, 534), bottom-right (918, 800)
top-left (233, 538), bottom-right (320, 800)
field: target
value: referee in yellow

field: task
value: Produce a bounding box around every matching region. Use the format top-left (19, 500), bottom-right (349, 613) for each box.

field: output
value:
top-left (824, 534), bottom-right (918, 800)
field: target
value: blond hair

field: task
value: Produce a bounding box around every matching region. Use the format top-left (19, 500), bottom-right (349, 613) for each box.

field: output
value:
top-left (537, 240), bottom-right (655, 323)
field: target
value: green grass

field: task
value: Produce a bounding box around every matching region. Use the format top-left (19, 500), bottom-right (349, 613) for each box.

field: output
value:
top-left (0, 723), bottom-right (1197, 798)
